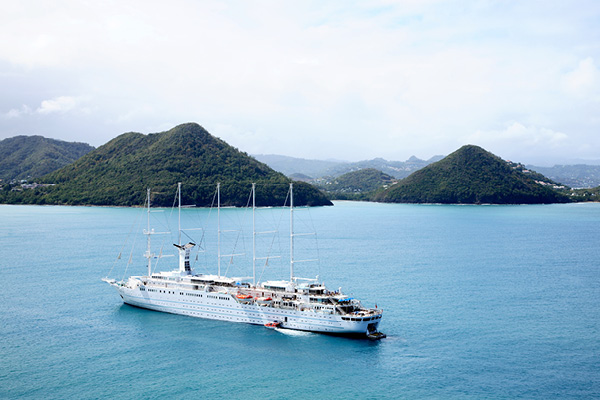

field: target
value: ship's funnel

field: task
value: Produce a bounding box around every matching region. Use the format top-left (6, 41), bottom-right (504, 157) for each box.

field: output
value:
top-left (174, 242), bottom-right (195, 274)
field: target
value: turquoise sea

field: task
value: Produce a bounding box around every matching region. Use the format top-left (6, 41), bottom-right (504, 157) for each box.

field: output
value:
top-left (1, 201), bottom-right (599, 399)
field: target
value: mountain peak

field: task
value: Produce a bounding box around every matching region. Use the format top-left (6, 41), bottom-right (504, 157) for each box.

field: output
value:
top-left (12, 123), bottom-right (331, 207)
top-left (376, 145), bottom-right (569, 204)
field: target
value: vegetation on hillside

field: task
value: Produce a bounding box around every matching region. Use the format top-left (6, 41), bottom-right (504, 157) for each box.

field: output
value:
top-left (0, 135), bottom-right (94, 181)
top-left (375, 145), bottom-right (570, 204)
top-left (0, 123), bottom-right (331, 207)
top-left (316, 168), bottom-right (397, 200)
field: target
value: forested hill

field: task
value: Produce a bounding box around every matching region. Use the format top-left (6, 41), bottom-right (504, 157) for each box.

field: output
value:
top-left (317, 168), bottom-right (396, 200)
top-left (1, 123), bottom-right (331, 207)
top-left (375, 145), bottom-right (570, 204)
top-left (0, 135), bottom-right (94, 181)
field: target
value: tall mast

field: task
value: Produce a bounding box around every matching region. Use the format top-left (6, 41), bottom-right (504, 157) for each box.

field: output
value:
top-left (217, 182), bottom-right (221, 276)
top-left (290, 182), bottom-right (294, 282)
top-left (252, 183), bottom-right (256, 286)
top-left (146, 188), bottom-right (152, 277)
top-left (178, 182), bottom-right (182, 246)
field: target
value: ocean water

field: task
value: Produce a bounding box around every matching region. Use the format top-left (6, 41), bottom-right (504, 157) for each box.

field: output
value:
top-left (1, 201), bottom-right (599, 399)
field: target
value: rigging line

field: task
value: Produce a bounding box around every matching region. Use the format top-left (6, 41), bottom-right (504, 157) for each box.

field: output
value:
top-left (143, 189), bottom-right (173, 235)
top-left (224, 225), bottom-right (245, 277)
top-left (121, 214), bottom-right (142, 283)
top-left (106, 203), bottom-right (145, 279)
top-left (209, 185), bottom-right (219, 273)
top-left (239, 184), bottom-right (254, 236)
top-left (181, 229), bottom-right (198, 243)
top-left (223, 184), bottom-right (254, 278)
top-left (152, 243), bottom-right (166, 275)
top-left (257, 215), bottom-right (283, 284)
top-left (181, 192), bottom-right (209, 272)
top-left (223, 207), bottom-right (248, 278)
top-left (257, 187), bottom-right (291, 284)
top-left (148, 188), bottom-right (176, 276)
top-left (305, 205), bottom-right (322, 275)
top-left (190, 228), bottom-right (206, 270)
top-left (169, 185), bottom-right (178, 216)
top-left (154, 213), bottom-right (175, 273)
top-left (118, 196), bottom-right (147, 281)
top-left (235, 185), bottom-right (254, 271)
top-left (257, 233), bottom-right (278, 285)
top-left (150, 208), bottom-right (172, 233)
top-left (167, 184), bottom-right (179, 243)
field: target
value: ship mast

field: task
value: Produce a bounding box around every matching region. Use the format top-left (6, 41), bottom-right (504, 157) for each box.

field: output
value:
top-left (290, 183), bottom-right (294, 282)
top-left (145, 188), bottom-right (152, 277)
top-left (178, 182), bottom-right (182, 246)
top-left (217, 182), bottom-right (221, 276)
top-left (252, 182), bottom-right (256, 286)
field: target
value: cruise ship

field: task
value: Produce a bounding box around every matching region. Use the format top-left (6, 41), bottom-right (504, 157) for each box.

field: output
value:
top-left (103, 183), bottom-right (384, 339)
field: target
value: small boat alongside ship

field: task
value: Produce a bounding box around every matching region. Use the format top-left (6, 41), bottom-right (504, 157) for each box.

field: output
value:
top-left (264, 321), bottom-right (281, 329)
top-left (103, 183), bottom-right (385, 339)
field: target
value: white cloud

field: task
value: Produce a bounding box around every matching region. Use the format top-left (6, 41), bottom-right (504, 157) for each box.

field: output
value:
top-left (3, 95), bottom-right (88, 120)
top-left (3, 105), bottom-right (32, 119)
top-left (470, 122), bottom-right (568, 146)
top-left (464, 122), bottom-right (572, 163)
top-left (562, 57), bottom-right (600, 99)
top-left (36, 96), bottom-right (78, 114)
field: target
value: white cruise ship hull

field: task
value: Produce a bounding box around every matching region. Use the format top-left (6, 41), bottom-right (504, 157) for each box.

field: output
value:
top-left (113, 284), bottom-right (382, 335)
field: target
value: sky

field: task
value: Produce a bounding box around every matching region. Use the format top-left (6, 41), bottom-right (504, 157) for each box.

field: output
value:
top-left (0, 1), bottom-right (599, 166)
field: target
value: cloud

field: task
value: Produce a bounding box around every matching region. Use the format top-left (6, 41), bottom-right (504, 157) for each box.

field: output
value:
top-left (3, 105), bottom-right (32, 119)
top-left (464, 122), bottom-right (572, 163)
top-left (36, 95), bottom-right (78, 114)
top-left (562, 57), bottom-right (600, 99)
top-left (0, 1), bottom-right (599, 162)
top-left (3, 95), bottom-right (88, 120)
top-left (470, 122), bottom-right (568, 146)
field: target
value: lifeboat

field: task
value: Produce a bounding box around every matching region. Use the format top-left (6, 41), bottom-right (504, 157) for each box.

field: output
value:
top-left (264, 321), bottom-right (281, 329)
top-left (255, 296), bottom-right (273, 306)
top-left (235, 293), bottom-right (253, 303)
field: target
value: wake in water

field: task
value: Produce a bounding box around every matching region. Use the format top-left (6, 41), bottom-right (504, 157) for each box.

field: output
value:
top-left (274, 327), bottom-right (313, 336)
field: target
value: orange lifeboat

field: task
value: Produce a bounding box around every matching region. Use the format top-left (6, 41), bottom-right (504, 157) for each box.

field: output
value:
top-left (235, 293), bottom-right (253, 303)
top-left (256, 296), bottom-right (273, 306)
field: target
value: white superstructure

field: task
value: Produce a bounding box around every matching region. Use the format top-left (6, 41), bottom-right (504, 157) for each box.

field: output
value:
top-left (103, 183), bottom-right (384, 338)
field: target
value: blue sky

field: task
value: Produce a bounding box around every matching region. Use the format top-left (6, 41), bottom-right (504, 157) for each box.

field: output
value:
top-left (1, 1), bottom-right (599, 165)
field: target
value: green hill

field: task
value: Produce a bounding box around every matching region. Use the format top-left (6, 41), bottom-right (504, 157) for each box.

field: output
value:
top-left (374, 145), bottom-right (570, 204)
top-left (0, 123), bottom-right (331, 207)
top-left (317, 168), bottom-right (396, 200)
top-left (0, 135), bottom-right (94, 181)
